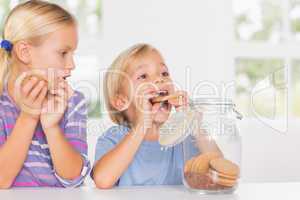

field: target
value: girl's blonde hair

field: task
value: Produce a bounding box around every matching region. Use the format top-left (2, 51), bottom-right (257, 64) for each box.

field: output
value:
top-left (0, 0), bottom-right (76, 94)
top-left (104, 43), bottom-right (160, 125)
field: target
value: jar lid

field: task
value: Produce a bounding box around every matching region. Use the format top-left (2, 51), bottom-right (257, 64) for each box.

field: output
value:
top-left (191, 98), bottom-right (234, 106)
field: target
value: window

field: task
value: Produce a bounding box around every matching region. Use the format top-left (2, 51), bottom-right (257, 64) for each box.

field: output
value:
top-left (233, 0), bottom-right (300, 118)
top-left (292, 60), bottom-right (300, 116)
top-left (234, 0), bottom-right (283, 43)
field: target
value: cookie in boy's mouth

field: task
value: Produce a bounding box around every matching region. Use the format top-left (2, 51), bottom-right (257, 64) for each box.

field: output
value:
top-left (150, 90), bottom-right (172, 112)
top-left (149, 90), bottom-right (169, 105)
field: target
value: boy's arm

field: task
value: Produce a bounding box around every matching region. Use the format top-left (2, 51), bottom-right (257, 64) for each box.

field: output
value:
top-left (194, 130), bottom-right (223, 156)
top-left (92, 123), bottom-right (146, 189)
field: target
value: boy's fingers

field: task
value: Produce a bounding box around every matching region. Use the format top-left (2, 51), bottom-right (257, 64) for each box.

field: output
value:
top-left (144, 93), bottom-right (157, 101)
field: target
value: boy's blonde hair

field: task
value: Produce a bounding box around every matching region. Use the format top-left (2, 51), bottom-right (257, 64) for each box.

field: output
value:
top-left (0, 0), bottom-right (76, 94)
top-left (104, 43), bottom-right (160, 125)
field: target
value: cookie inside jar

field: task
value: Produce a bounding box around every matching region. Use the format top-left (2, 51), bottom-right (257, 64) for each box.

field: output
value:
top-left (183, 152), bottom-right (240, 191)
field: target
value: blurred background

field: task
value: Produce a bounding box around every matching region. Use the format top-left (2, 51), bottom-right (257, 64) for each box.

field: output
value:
top-left (1, 0), bottom-right (300, 184)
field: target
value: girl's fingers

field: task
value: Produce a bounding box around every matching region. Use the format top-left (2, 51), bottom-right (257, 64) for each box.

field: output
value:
top-left (58, 82), bottom-right (73, 100)
top-left (22, 77), bottom-right (39, 96)
top-left (29, 80), bottom-right (46, 101)
top-left (54, 96), bottom-right (68, 113)
top-left (65, 83), bottom-right (74, 99)
top-left (55, 96), bottom-right (66, 104)
top-left (55, 88), bottom-right (69, 102)
top-left (35, 86), bottom-right (48, 105)
top-left (49, 81), bottom-right (73, 100)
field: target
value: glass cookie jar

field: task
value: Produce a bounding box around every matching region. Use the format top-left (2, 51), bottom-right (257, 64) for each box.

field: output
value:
top-left (159, 98), bottom-right (242, 194)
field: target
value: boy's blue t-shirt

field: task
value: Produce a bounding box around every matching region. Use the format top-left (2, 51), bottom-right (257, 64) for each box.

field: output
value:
top-left (94, 125), bottom-right (185, 186)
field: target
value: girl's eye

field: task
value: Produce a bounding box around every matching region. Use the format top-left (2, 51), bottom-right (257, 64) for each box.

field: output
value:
top-left (138, 74), bottom-right (147, 80)
top-left (162, 71), bottom-right (169, 77)
top-left (61, 51), bottom-right (68, 57)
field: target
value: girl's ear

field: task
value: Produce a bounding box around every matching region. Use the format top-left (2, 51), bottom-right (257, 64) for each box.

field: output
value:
top-left (13, 41), bottom-right (32, 64)
top-left (111, 94), bottom-right (129, 112)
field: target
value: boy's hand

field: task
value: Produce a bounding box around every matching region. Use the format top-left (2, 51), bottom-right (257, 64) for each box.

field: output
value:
top-left (168, 90), bottom-right (189, 111)
top-left (40, 80), bottom-right (74, 131)
top-left (133, 88), bottom-right (158, 130)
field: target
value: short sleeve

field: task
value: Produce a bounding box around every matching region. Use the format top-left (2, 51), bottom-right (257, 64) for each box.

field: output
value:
top-left (92, 126), bottom-right (130, 179)
top-left (54, 91), bottom-right (91, 188)
top-left (94, 126), bottom-right (130, 162)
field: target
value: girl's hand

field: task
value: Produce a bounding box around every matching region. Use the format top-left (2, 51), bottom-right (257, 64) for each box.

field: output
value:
top-left (15, 76), bottom-right (48, 120)
top-left (40, 80), bottom-right (74, 131)
top-left (168, 90), bottom-right (189, 111)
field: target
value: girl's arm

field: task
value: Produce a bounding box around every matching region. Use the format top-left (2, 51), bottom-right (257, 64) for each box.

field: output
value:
top-left (41, 84), bottom-right (90, 185)
top-left (92, 123), bottom-right (147, 189)
top-left (0, 78), bottom-right (47, 188)
top-left (44, 126), bottom-right (84, 180)
top-left (0, 114), bottom-right (38, 188)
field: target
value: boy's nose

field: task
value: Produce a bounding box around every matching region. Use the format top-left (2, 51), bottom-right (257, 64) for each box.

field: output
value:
top-left (154, 77), bottom-right (164, 84)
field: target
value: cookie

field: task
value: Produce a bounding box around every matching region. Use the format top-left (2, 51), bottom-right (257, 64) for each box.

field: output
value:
top-left (213, 176), bottom-right (237, 187)
top-left (209, 158), bottom-right (240, 177)
top-left (21, 71), bottom-right (56, 92)
top-left (190, 152), bottom-right (221, 174)
top-left (209, 169), bottom-right (238, 180)
top-left (184, 157), bottom-right (196, 173)
top-left (151, 94), bottom-right (182, 103)
top-left (184, 172), bottom-right (221, 190)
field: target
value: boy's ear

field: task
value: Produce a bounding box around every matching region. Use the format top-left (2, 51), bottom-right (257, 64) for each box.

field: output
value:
top-left (111, 94), bottom-right (129, 112)
top-left (13, 41), bottom-right (32, 64)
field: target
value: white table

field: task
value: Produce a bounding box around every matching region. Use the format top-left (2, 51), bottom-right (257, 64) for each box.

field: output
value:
top-left (0, 182), bottom-right (299, 200)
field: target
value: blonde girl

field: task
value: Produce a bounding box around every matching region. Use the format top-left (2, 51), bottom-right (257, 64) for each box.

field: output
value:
top-left (0, 0), bottom-right (90, 188)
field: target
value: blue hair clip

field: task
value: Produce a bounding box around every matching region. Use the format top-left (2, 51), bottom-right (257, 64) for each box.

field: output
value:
top-left (0, 40), bottom-right (13, 52)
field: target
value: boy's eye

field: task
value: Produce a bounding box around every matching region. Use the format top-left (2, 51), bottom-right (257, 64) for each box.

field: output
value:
top-left (138, 74), bottom-right (147, 80)
top-left (61, 52), bottom-right (67, 56)
top-left (162, 71), bottom-right (169, 77)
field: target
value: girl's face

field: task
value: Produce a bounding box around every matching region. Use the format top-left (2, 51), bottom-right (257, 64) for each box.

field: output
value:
top-left (25, 24), bottom-right (78, 80)
top-left (123, 50), bottom-right (175, 125)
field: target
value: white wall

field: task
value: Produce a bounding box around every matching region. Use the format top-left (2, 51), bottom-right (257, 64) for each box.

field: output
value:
top-left (75, 0), bottom-right (300, 183)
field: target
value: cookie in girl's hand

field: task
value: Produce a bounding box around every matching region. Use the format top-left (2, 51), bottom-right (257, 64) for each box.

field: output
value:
top-left (21, 70), bottom-right (57, 93)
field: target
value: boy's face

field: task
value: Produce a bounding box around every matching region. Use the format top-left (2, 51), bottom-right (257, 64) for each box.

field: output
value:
top-left (122, 50), bottom-right (175, 125)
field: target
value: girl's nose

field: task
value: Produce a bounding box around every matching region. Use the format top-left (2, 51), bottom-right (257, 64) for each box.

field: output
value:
top-left (65, 65), bottom-right (75, 70)
top-left (65, 58), bottom-right (75, 70)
